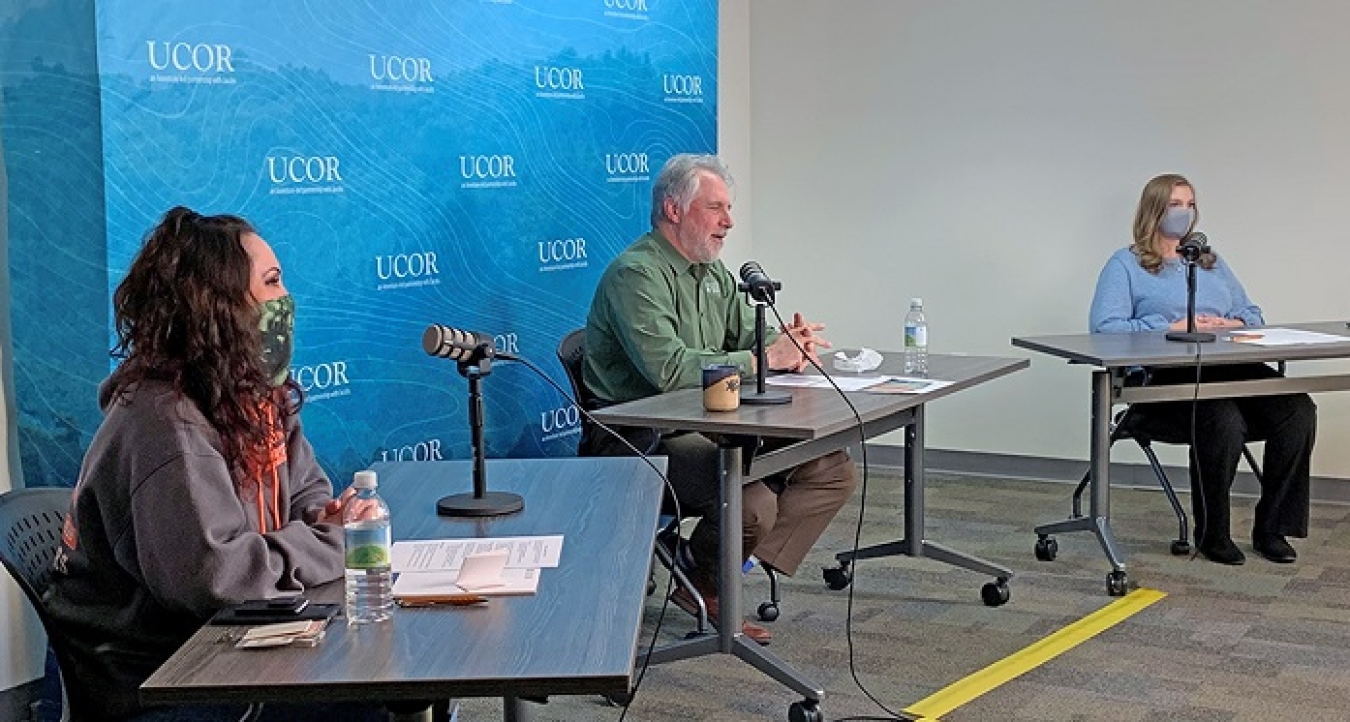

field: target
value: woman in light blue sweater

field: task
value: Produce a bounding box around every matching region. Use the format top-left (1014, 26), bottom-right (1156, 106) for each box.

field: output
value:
top-left (1088, 174), bottom-right (1316, 566)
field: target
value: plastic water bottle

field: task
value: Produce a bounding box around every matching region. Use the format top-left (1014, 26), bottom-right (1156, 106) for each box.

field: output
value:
top-left (344, 470), bottom-right (392, 624)
top-left (903, 297), bottom-right (928, 376)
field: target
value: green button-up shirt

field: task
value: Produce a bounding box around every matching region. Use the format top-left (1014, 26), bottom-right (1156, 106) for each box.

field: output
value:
top-left (583, 230), bottom-right (776, 405)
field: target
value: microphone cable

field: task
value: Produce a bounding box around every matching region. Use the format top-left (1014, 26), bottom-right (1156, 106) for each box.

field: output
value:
top-left (1187, 339), bottom-right (1207, 563)
top-left (767, 305), bottom-right (913, 722)
top-left (499, 354), bottom-right (684, 720)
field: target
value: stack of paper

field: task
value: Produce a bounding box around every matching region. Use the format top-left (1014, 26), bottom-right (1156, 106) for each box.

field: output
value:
top-left (764, 374), bottom-right (955, 394)
top-left (1226, 328), bottom-right (1350, 346)
top-left (390, 535), bottom-right (564, 600)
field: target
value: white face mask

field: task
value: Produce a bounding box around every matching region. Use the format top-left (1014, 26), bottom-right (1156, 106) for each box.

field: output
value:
top-left (1159, 207), bottom-right (1194, 240)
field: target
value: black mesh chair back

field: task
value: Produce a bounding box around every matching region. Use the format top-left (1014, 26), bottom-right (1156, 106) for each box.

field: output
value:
top-left (556, 327), bottom-right (593, 410)
top-left (553, 328), bottom-right (786, 624)
top-left (0, 489), bottom-right (67, 604)
top-left (0, 487), bottom-right (82, 720)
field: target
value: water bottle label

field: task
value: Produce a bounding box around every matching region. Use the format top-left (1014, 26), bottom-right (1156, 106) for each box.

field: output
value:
top-left (345, 524), bottom-right (391, 569)
top-left (905, 325), bottom-right (927, 348)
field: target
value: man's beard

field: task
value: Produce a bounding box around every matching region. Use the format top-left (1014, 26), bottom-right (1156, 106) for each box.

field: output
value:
top-left (680, 229), bottom-right (720, 264)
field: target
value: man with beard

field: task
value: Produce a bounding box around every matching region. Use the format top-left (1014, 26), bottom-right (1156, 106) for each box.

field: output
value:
top-left (580, 154), bottom-right (857, 645)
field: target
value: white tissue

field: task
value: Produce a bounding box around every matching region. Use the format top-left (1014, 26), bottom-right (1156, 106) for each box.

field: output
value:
top-left (833, 347), bottom-right (883, 373)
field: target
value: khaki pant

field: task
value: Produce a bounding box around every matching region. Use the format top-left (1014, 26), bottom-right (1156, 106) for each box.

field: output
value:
top-left (580, 426), bottom-right (857, 585)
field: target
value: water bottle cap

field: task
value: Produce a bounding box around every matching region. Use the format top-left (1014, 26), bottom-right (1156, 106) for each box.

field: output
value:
top-left (910, 297), bottom-right (923, 307)
top-left (353, 470), bottom-right (378, 489)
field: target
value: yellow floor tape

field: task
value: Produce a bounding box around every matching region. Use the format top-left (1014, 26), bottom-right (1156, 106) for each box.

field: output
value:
top-left (902, 587), bottom-right (1166, 721)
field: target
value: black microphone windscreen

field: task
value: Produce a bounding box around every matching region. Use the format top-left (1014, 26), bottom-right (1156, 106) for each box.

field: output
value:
top-left (738, 260), bottom-right (779, 304)
top-left (423, 324), bottom-right (486, 361)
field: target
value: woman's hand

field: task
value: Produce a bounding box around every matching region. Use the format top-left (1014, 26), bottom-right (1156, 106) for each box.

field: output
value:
top-left (1196, 315), bottom-right (1244, 329)
top-left (1168, 315), bottom-right (1244, 331)
top-left (316, 486), bottom-right (358, 526)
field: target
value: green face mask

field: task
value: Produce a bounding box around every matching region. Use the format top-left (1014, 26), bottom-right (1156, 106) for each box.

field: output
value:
top-left (258, 295), bottom-right (295, 387)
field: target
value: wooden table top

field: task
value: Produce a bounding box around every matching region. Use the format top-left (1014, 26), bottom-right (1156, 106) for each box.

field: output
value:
top-left (141, 456), bottom-right (665, 705)
top-left (591, 352), bottom-right (1029, 439)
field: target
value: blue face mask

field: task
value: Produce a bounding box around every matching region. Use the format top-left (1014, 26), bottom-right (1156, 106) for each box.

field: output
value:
top-left (1159, 207), bottom-right (1194, 240)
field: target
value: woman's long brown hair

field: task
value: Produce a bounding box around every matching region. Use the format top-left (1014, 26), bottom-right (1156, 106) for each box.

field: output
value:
top-left (108, 206), bottom-right (300, 486)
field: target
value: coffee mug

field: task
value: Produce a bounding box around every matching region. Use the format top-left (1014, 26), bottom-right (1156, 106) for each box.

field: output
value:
top-left (702, 364), bottom-right (742, 411)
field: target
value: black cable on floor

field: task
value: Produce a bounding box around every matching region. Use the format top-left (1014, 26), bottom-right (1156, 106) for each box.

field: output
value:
top-left (504, 356), bottom-right (682, 721)
top-left (769, 306), bottom-right (911, 722)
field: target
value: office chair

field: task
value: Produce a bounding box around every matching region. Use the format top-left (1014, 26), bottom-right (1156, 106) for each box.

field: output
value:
top-left (556, 329), bottom-right (791, 623)
top-left (0, 487), bottom-right (83, 722)
top-left (1035, 392), bottom-right (1265, 567)
top-left (556, 329), bottom-right (711, 633)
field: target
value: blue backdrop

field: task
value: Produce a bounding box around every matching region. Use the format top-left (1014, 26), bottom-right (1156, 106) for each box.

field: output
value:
top-left (1, 0), bottom-right (717, 489)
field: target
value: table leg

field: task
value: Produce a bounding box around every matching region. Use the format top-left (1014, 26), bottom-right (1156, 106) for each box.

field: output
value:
top-left (835, 407), bottom-right (1014, 601)
top-left (387, 702), bottom-right (433, 722)
top-left (1032, 370), bottom-right (1128, 594)
top-left (1088, 370), bottom-right (1126, 571)
top-left (638, 439), bottom-right (824, 705)
top-left (504, 696), bottom-right (535, 722)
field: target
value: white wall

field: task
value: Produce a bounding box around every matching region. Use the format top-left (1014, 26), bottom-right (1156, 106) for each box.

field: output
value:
top-left (718, 0), bottom-right (753, 265)
top-left (723, 0), bottom-right (1350, 477)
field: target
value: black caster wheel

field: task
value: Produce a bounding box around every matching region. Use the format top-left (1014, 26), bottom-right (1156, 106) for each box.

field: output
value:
top-left (1106, 570), bottom-right (1129, 596)
top-left (788, 699), bottom-right (824, 722)
top-left (1034, 535), bottom-right (1058, 562)
top-left (604, 691), bottom-right (634, 707)
top-left (981, 580), bottom-right (1011, 607)
top-left (1170, 539), bottom-right (1191, 556)
top-left (646, 576), bottom-right (657, 596)
top-left (758, 601), bottom-right (780, 622)
top-left (822, 564), bottom-right (852, 591)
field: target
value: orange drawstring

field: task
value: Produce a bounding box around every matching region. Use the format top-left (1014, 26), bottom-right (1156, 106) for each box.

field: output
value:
top-left (251, 404), bottom-right (288, 534)
top-left (270, 466), bottom-right (282, 531)
top-left (255, 482), bottom-right (267, 534)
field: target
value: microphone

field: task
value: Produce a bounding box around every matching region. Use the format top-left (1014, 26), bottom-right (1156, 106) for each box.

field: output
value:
top-left (738, 261), bottom-right (782, 305)
top-left (1165, 231), bottom-right (1217, 344)
top-left (1176, 231), bottom-right (1210, 262)
top-left (422, 324), bottom-right (517, 363)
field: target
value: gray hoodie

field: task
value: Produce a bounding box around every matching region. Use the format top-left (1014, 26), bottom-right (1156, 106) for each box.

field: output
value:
top-left (44, 378), bottom-right (346, 720)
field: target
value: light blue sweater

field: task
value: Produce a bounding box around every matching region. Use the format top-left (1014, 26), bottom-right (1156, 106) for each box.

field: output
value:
top-left (1089, 247), bottom-right (1263, 333)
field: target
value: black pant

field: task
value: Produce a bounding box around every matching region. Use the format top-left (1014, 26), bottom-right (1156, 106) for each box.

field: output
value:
top-left (1130, 363), bottom-right (1316, 547)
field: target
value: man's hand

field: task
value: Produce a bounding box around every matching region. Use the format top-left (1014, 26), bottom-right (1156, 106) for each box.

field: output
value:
top-left (765, 312), bottom-right (832, 372)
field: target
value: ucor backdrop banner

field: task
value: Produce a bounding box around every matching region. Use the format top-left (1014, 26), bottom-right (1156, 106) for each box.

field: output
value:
top-left (3, 0), bottom-right (716, 488)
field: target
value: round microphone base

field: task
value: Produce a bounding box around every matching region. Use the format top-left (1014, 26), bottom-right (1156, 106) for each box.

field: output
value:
top-left (1164, 331), bottom-right (1217, 343)
top-left (741, 388), bottom-right (792, 405)
top-left (436, 491), bottom-right (524, 517)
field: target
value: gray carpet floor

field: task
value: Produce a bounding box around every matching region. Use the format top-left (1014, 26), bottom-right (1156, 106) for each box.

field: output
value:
top-left (452, 470), bottom-right (1350, 721)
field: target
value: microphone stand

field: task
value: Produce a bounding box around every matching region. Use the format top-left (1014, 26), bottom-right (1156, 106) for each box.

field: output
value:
top-left (739, 289), bottom-right (791, 405)
top-left (1165, 250), bottom-right (1216, 343)
top-left (436, 347), bottom-right (525, 516)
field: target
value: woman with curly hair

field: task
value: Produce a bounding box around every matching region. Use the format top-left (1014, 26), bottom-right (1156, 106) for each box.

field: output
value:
top-left (45, 207), bottom-right (380, 721)
top-left (1089, 175), bottom-right (1316, 566)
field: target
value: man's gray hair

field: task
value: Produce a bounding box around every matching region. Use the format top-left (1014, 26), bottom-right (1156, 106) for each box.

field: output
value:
top-left (650, 154), bottom-right (734, 227)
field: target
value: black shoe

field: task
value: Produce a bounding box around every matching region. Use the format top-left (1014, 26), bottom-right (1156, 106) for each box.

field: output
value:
top-left (1198, 538), bottom-right (1246, 565)
top-left (1252, 534), bottom-right (1297, 563)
